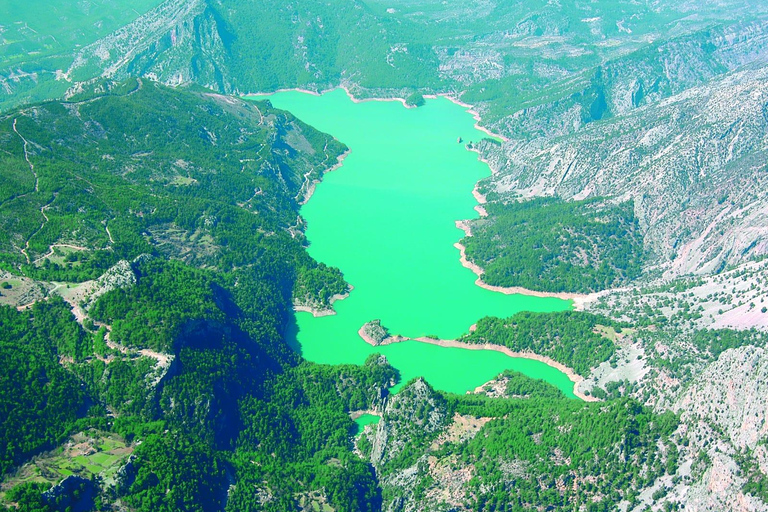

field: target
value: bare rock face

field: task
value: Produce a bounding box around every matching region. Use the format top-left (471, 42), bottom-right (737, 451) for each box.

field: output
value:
top-left (656, 346), bottom-right (768, 511)
top-left (68, 0), bottom-right (233, 94)
top-left (480, 63), bottom-right (768, 278)
top-left (370, 378), bottom-right (448, 467)
top-left (364, 378), bottom-right (455, 512)
top-left (467, 22), bottom-right (768, 282)
top-left (676, 346), bottom-right (768, 451)
top-left (359, 320), bottom-right (407, 346)
top-left (686, 453), bottom-right (767, 512)
top-left (80, 259), bottom-right (137, 311)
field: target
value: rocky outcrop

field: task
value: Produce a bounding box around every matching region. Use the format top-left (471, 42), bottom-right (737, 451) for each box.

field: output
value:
top-left (370, 378), bottom-right (448, 467)
top-left (479, 63), bottom-right (768, 278)
top-left (67, 0), bottom-right (234, 93)
top-left (676, 346), bottom-right (768, 451)
top-left (80, 259), bottom-right (137, 311)
top-left (359, 320), bottom-right (406, 346)
top-left (597, 336), bottom-right (768, 510)
top-left (635, 346), bottom-right (768, 511)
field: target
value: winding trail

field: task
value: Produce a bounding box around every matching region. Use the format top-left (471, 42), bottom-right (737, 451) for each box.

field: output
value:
top-left (0, 116), bottom-right (39, 211)
top-left (21, 198), bottom-right (54, 264)
top-left (12, 116), bottom-right (53, 264)
top-left (12, 117), bottom-right (38, 194)
top-left (32, 243), bottom-right (88, 265)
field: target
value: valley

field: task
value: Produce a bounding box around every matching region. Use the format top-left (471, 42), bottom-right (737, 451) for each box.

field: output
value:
top-left (262, 88), bottom-right (576, 395)
top-left (2, 1), bottom-right (768, 511)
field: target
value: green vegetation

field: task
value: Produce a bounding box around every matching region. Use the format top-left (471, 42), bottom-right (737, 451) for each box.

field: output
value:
top-left (502, 370), bottom-right (566, 399)
top-left (462, 311), bottom-right (619, 376)
top-left (0, 81), bottom-right (397, 510)
top-left (0, 79), bottom-right (346, 309)
top-left (463, 198), bottom-right (643, 293)
top-left (638, 328), bottom-right (765, 384)
top-left (691, 328), bottom-right (766, 359)
top-left (119, 435), bottom-right (226, 512)
top-left (448, 397), bottom-right (678, 510)
top-left (368, 378), bottom-right (679, 511)
top-left (1, 240), bottom-right (396, 512)
top-left (1, 430), bottom-right (129, 506)
top-left (0, 0), bottom-right (162, 66)
top-left (735, 445), bottom-right (768, 503)
top-left (405, 92), bottom-right (425, 107)
top-left (1, 2), bottom-right (766, 510)
top-left (0, 299), bottom-right (90, 476)
top-left (89, 259), bottom-right (226, 352)
top-left (0, 0), bottom-right (164, 111)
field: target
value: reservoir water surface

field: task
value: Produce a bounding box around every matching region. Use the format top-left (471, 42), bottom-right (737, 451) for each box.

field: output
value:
top-left (256, 89), bottom-right (576, 396)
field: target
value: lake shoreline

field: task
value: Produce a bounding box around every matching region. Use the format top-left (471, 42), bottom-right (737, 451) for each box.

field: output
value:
top-left (243, 87), bottom-right (509, 140)
top-left (357, 326), bottom-right (596, 402)
top-left (294, 285), bottom-right (353, 317)
top-left (270, 88), bottom-right (585, 398)
top-left (452, 221), bottom-right (597, 310)
top-left (301, 149), bottom-right (351, 204)
top-left (350, 409), bottom-right (381, 421)
top-left (425, 94), bottom-right (509, 142)
top-left (244, 86), bottom-right (417, 109)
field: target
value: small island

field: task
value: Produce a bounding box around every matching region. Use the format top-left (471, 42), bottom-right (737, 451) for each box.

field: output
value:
top-left (358, 319), bottom-right (406, 346)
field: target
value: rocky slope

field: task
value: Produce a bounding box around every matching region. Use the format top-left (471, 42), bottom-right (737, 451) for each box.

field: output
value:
top-left (477, 61), bottom-right (768, 279)
top-left (7, 0), bottom-right (768, 113)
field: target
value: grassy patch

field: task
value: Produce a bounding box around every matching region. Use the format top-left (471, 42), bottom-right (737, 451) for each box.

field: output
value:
top-left (0, 430), bottom-right (132, 497)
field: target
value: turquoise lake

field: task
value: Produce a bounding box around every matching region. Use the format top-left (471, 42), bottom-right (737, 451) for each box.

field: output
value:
top-left (255, 89), bottom-right (576, 397)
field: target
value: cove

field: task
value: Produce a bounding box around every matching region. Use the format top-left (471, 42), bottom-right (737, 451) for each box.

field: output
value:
top-left (256, 89), bottom-right (575, 397)
top-left (353, 414), bottom-right (381, 436)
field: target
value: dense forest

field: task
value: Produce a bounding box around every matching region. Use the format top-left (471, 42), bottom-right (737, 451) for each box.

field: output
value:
top-left (2, 2), bottom-right (767, 507)
top-left (462, 198), bottom-right (643, 293)
top-left (0, 78), bottom-right (348, 307)
top-left (462, 311), bottom-right (621, 376)
top-left (358, 377), bottom-right (680, 512)
top-left (0, 299), bottom-right (88, 477)
top-left (0, 80), bottom-right (396, 510)
top-left (0, 225), bottom-right (399, 511)
top-left (0, 79), bottom-right (693, 511)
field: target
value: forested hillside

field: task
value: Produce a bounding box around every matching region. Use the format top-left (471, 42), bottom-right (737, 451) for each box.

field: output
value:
top-left (357, 378), bottom-right (679, 512)
top-left (0, 79), bottom-right (398, 511)
top-left (0, 78), bottom-right (346, 301)
top-left (462, 198), bottom-right (643, 293)
top-left (3, 1), bottom-right (768, 511)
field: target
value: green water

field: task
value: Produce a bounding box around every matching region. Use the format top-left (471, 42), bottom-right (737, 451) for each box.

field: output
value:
top-left (258, 89), bottom-right (575, 397)
top-left (353, 414), bottom-right (381, 436)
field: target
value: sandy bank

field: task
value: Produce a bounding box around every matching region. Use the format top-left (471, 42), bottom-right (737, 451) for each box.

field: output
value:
top-left (426, 94), bottom-right (509, 142)
top-left (470, 181), bottom-right (488, 217)
top-left (294, 286), bottom-right (353, 317)
top-left (356, 325), bottom-right (596, 402)
top-left (466, 148), bottom-right (491, 216)
top-left (452, 239), bottom-right (599, 311)
top-left (340, 85), bottom-right (417, 109)
top-left (412, 337), bottom-right (598, 402)
top-left (243, 88), bottom-right (510, 140)
top-left (350, 409), bottom-right (381, 421)
top-left (293, 305), bottom-right (337, 318)
top-left (244, 86), bottom-right (418, 109)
